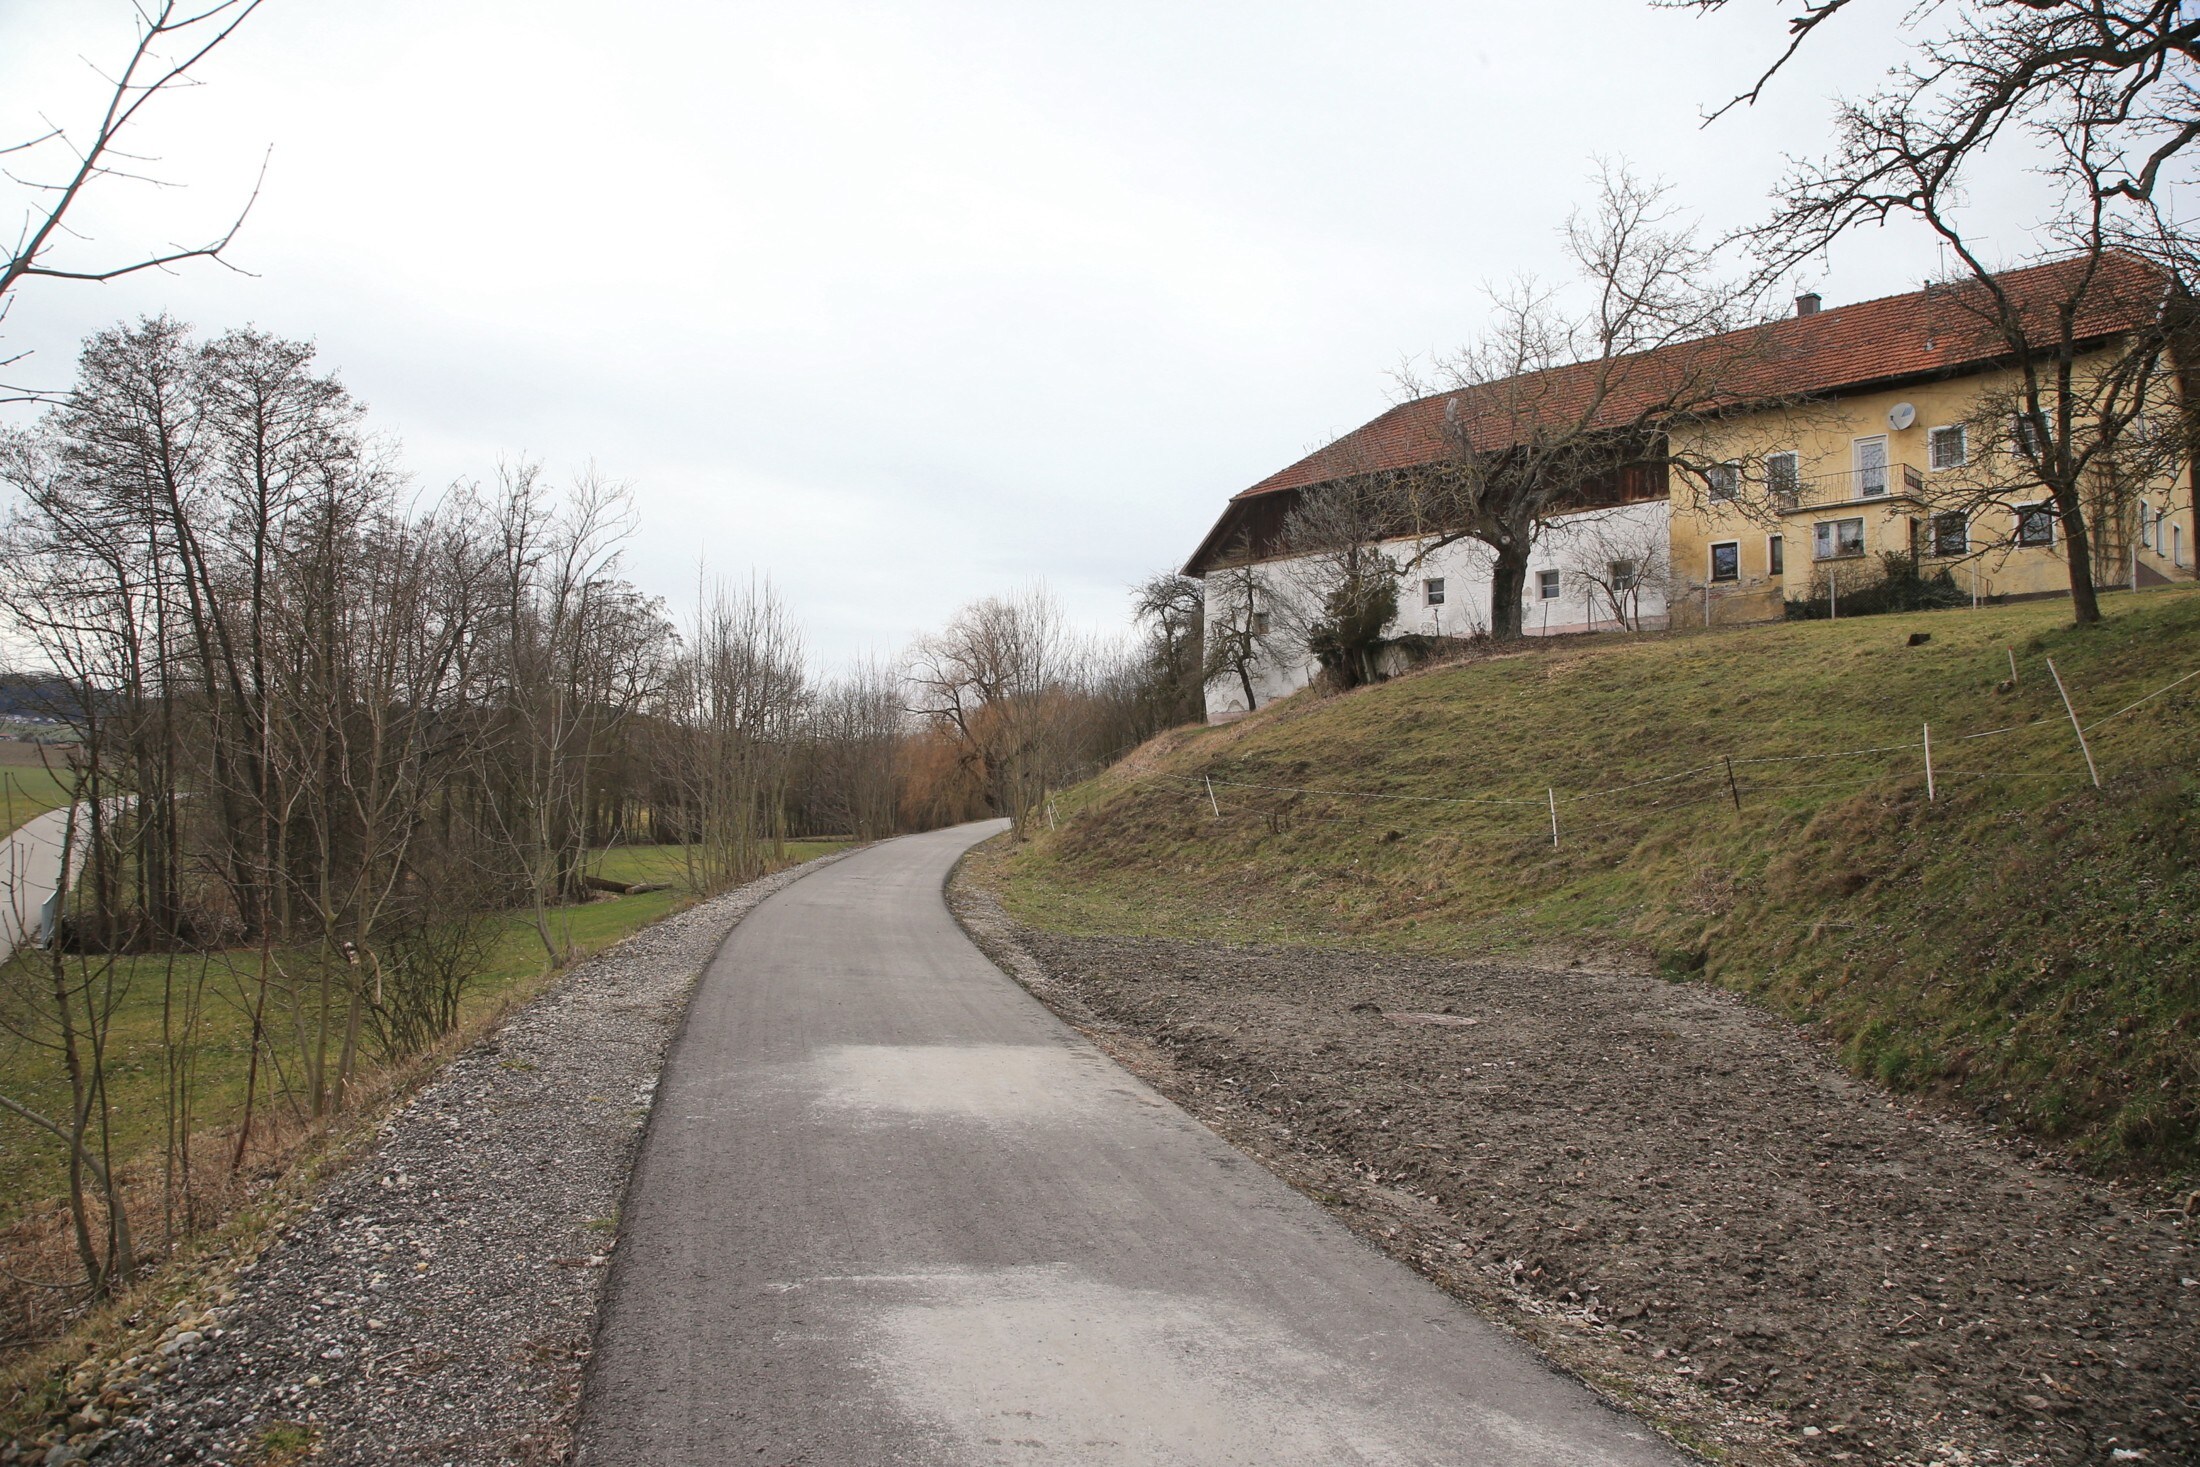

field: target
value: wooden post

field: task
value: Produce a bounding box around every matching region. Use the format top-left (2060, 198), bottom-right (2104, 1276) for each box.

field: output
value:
top-left (1922, 723), bottom-right (1934, 802)
top-left (1547, 787), bottom-right (1559, 847)
top-left (1829, 569), bottom-right (1838, 620)
top-left (2007, 646), bottom-right (2018, 686)
top-left (1723, 756), bottom-right (1742, 812)
top-left (1204, 775), bottom-right (1221, 816)
top-left (2045, 658), bottom-right (2101, 788)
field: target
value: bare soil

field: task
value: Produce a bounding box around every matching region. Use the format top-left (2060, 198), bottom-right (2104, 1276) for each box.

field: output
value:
top-left (953, 877), bottom-right (2199, 1467)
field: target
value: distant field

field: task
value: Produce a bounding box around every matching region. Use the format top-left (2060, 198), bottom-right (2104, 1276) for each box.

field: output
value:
top-left (0, 749), bottom-right (72, 838)
top-left (0, 839), bottom-right (847, 1220)
top-left (993, 586), bottom-right (2200, 1176)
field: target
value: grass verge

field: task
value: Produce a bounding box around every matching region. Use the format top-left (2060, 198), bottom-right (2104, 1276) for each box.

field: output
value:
top-left (0, 838), bottom-right (846, 1424)
top-left (990, 586), bottom-right (2200, 1177)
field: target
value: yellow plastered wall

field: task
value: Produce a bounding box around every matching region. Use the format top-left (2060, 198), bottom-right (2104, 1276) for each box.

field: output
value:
top-left (1666, 358), bottom-right (2196, 623)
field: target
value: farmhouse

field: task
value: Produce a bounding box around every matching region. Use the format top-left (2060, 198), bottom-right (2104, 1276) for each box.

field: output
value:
top-left (1185, 256), bottom-right (2200, 722)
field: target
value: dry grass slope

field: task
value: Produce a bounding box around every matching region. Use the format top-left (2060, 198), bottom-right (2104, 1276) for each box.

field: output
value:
top-left (996, 587), bottom-right (2200, 1177)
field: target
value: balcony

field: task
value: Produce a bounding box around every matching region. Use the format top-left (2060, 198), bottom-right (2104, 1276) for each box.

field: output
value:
top-left (1774, 462), bottom-right (1925, 515)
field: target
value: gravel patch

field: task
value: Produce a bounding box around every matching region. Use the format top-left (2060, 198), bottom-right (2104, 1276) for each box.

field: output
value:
top-left (59, 853), bottom-right (847, 1467)
top-left (950, 876), bottom-right (2200, 1467)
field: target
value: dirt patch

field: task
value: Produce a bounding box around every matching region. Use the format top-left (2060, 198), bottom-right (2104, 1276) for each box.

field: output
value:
top-left (952, 876), bottom-right (2198, 1467)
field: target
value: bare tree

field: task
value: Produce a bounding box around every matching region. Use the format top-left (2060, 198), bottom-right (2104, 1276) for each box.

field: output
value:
top-left (1130, 571), bottom-right (1206, 728)
top-left (1555, 508), bottom-right (1672, 631)
top-left (658, 576), bottom-right (807, 892)
top-left (1198, 543), bottom-right (1267, 717)
top-left (1678, 0), bottom-right (2199, 623)
top-left (796, 656), bottom-right (905, 841)
top-left (3, 2), bottom-right (268, 400)
top-left (908, 589), bottom-right (1080, 835)
top-left (1394, 166), bottom-right (1762, 638)
top-left (1272, 475), bottom-right (1401, 689)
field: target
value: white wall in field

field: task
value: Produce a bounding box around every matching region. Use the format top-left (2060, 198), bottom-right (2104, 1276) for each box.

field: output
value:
top-left (1200, 500), bottom-right (1671, 722)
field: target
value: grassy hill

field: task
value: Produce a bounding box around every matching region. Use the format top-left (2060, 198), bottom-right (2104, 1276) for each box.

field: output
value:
top-left (991, 586), bottom-right (2200, 1177)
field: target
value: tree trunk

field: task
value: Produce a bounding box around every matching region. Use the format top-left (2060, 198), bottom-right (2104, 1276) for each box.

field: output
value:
top-left (2056, 486), bottom-right (2104, 625)
top-left (1489, 545), bottom-right (1532, 640)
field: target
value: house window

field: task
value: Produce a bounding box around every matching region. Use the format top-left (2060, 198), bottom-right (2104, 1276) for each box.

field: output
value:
top-left (1709, 542), bottom-right (1740, 582)
top-left (1814, 517), bottom-right (1866, 559)
top-left (1609, 559), bottom-right (1637, 592)
top-left (2016, 503), bottom-right (2055, 547)
top-left (1854, 435), bottom-right (1889, 496)
top-left (2141, 502), bottom-right (2155, 551)
top-left (1929, 425), bottom-right (1968, 470)
top-left (1424, 577), bottom-right (1446, 606)
top-left (1536, 569), bottom-right (1561, 599)
top-left (1708, 462), bottom-right (1741, 501)
top-left (1765, 452), bottom-right (1799, 499)
top-left (2010, 414), bottom-right (2044, 460)
top-left (1930, 512), bottom-right (1968, 558)
top-left (1768, 534), bottom-right (1785, 576)
top-left (1249, 610), bottom-right (1272, 636)
top-left (2176, 523), bottom-right (2186, 566)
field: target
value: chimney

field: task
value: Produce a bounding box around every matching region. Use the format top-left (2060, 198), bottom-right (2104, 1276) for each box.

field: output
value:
top-left (1795, 291), bottom-right (1822, 317)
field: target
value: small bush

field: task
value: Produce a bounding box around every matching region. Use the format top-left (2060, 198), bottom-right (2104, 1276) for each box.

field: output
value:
top-left (1785, 552), bottom-right (1971, 620)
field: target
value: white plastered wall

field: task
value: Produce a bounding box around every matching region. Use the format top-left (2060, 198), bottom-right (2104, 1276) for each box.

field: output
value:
top-left (1200, 500), bottom-right (1671, 721)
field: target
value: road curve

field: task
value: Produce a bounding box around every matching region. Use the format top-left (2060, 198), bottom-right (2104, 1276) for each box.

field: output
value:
top-left (0, 804), bottom-right (80, 966)
top-left (577, 822), bottom-right (1686, 1466)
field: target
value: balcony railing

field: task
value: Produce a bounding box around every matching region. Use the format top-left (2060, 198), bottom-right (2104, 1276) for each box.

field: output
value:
top-left (1773, 462), bottom-right (1925, 513)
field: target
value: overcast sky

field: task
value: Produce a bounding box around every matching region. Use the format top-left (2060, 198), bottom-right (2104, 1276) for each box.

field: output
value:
top-left (1, 1), bottom-right (2042, 667)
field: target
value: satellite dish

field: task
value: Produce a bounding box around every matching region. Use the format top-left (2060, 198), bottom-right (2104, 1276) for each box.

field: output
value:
top-left (1888, 402), bottom-right (1918, 431)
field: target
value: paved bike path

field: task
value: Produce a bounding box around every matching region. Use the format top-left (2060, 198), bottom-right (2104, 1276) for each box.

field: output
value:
top-left (578, 821), bottom-right (1686, 1466)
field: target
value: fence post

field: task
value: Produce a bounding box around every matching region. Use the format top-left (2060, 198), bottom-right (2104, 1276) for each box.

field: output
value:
top-left (1922, 723), bottom-right (1934, 802)
top-left (2045, 657), bottom-right (2101, 788)
top-left (1547, 787), bottom-right (1559, 847)
top-left (1723, 755), bottom-right (1742, 811)
top-left (1829, 569), bottom-right (1838, 620)
top-left (1204, 775), bottom-right (1221, 816)
top-left (2007, 646), bottom-right (2018, 687)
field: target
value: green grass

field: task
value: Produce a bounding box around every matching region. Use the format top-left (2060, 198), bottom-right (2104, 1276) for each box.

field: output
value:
top-left (0, 765), bottom-right (71, 838)
top-left (990, 586), bottom-right (2200, 1177)
top-left (0, 841), bottom-right (848, 1221)
top-left (585, 839), bottom-right (844, 891)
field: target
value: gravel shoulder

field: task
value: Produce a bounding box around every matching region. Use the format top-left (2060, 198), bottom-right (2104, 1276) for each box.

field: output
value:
top-left (951, 866), bottom-right (2199, 1467)
top-left (51, 852), bottom-right (851, 1467)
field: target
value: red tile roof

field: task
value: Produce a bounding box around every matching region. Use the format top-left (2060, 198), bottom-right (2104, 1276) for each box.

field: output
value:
top-left (1230, 254), bottom-right (2165, 506)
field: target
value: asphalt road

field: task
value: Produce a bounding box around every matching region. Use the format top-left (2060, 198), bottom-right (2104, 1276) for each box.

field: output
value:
top-left (577, 822), bottom-right (1685, 1466)
top-left (0, 804), bottom-right (79, 965)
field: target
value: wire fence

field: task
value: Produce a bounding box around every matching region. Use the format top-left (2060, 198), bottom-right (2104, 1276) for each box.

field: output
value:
top-left (1087, 648), bottom-right (2199, 847)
